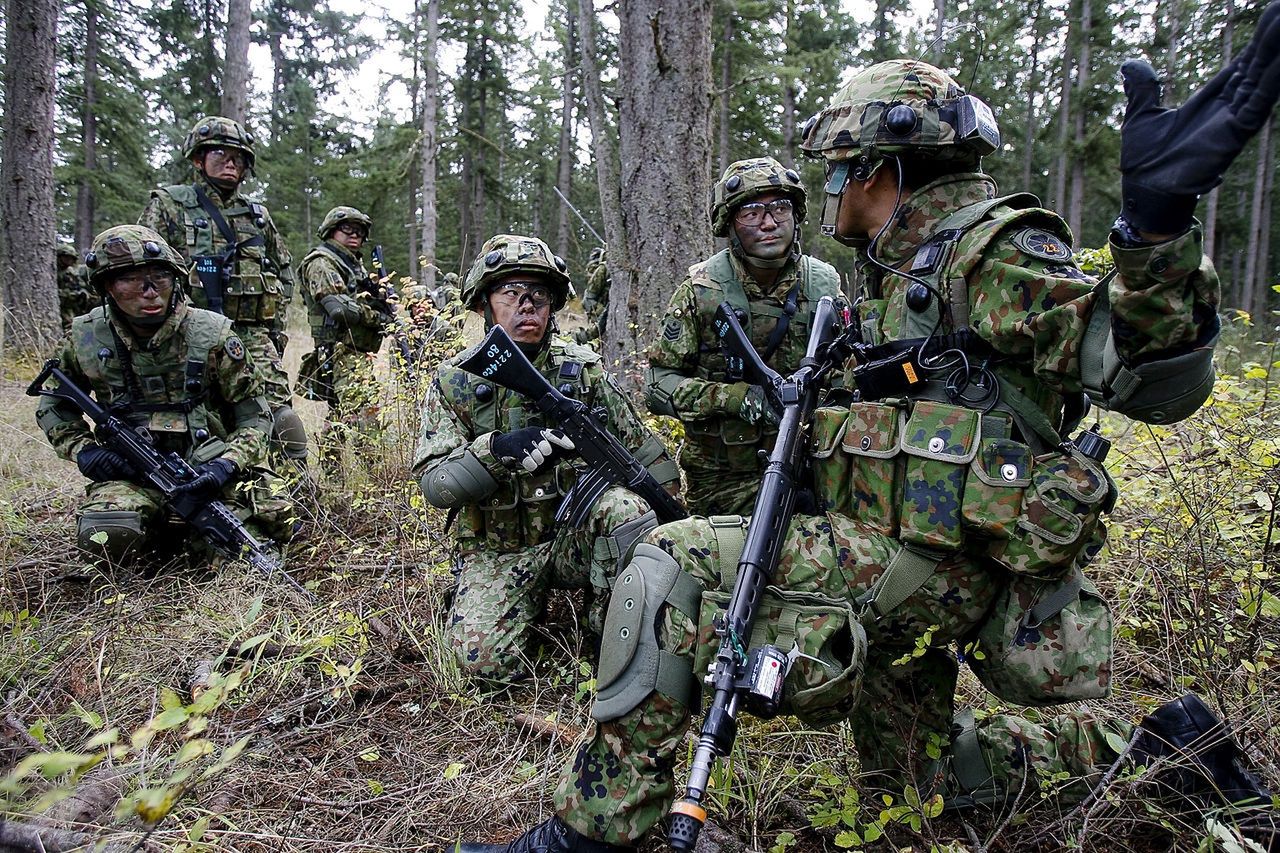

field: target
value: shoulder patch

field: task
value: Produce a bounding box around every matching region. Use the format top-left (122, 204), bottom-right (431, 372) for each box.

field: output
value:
top-left (1011, 228), bottom-right (1073, 262)
top-left (224, 335), bottom-right (246, 361)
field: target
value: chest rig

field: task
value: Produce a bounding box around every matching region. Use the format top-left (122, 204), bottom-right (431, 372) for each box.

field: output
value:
top-left (301, 243), bottom-right (369, 346)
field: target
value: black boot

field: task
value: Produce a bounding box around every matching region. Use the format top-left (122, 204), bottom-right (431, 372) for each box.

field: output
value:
top-left (458, 816), bottom-right (631, 853)
top-left (1132, 693), bottom-right (1273, 808)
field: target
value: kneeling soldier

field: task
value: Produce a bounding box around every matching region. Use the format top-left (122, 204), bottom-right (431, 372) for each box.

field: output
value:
top-left (412, 234), bottom-right (679, 683)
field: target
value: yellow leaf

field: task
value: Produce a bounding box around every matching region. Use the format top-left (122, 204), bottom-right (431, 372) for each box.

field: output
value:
top-left (175, 739), bottom-right (215, 765)
top-left (151, 707), bottom-right (189, 731)
top-left (359, 750), bottom-right (380, 762)
top-left (443, 762), bottom-right (465, 780)
top-left (160, 687), bottom-right (184, 712)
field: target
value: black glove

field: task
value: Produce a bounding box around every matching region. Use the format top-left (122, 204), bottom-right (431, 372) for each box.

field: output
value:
top-left (76, 444), bottom-right (134, 482)
top-left (1119, 2), bottom-right (1280, 234)
top-left (172, 457), bottom-right (237, 496)
top-left (491, 427), bottom-right (577, 474)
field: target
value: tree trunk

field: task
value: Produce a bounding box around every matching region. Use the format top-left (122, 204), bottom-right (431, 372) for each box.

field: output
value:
top-left (780, 0), bottom-right (797, 164)
top-left (268, 29), bottom-right (284, 143)
top-left (2, 0), bottom-right (61, 355)
top-left (75, 0), bottom-right (99, 251)
top-left (1242, 117), bottom-right (1272, 316)
top-left (932, 0), bottom-right (946, 64)
top-left (1255, 119), bottom-right (1274, 314)
top-left (1204, 0), bottom-right (1234, 259)
top-left (407, 0), bottom-right (422, 281)
top-left (1020, 0), bottom-right (1044, 191)
top-left (420, 0), bottom-right (440, 287)
top-left (872, 0), bottom-right (892, 61)
top-left (1067, 0), bottom-right (1091, 240)
top-left (717, 10), bottom-right (732, 173)
top-left (612, 0), bottom-right (714, 380)
top-left (221, 0), bottom-right (252, 122)
top-left (555, 4), bottom-right (579, 259)
top-left (1051, 0), bottom-right (1077, 213)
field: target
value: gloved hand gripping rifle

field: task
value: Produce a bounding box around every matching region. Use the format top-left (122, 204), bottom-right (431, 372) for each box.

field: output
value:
top-left (668, 296), bottom-right (855, 850)
top-left (27, 360), bottom-right (314, 602)
top-left (457, 325), bottom-right (687, 526)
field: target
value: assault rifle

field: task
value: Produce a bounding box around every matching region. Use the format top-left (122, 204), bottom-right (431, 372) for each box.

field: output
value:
top-left (668, 296), bottom-right (854, 850)
top-left (27, 360), bottom-right (314, 602)
top-left (457, 325), bottom-right (687, 526)
top-left (365, 246), bottom-right (416, 381)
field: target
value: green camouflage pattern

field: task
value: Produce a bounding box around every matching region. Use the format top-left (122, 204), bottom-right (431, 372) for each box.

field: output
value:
top-left (460, 234), bottom-right (571, 311)
top-left (899, 400), bottom-right (979, 550)
top-left (646, 249), bottom-right (841, 515)
top-left (708, 157), bottom-right (808, 237)
top-left (317, 343), bottom-right (383, 474)
top-left (182, 115), bottom-right (256, 168)
top-left (58, 262), bottom-right (95, 330)
top-left (315, 205), bottom-right (372, 240)
top-left (83, 224), bottom-right (188, 292)
top-left (299, 240), bottom-right (388, 353)
top-left (574, 248), bottom-right (609, 345)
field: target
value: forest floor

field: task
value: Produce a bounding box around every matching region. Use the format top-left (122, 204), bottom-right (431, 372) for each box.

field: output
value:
top-left (1, 303), bottom-right (1278, 853)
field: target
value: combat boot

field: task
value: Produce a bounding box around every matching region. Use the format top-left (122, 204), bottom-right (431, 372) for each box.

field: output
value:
top-left (458, 816), bottom-right (631, 853)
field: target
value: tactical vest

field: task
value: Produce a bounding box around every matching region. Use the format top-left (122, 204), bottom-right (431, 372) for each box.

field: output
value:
top-left (72, 306), bottom-right (237, 462)
top-left (300, 243), bottom-right (383, 353)
top-left (437, 339), bottom-right (597, 554)
top-left (154, 184), bottom-right (287, 326)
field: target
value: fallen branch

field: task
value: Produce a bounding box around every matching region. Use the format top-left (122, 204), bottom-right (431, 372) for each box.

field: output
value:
top-left (0, 818), bottom-right (135, 853)
top-left (513, 713), bottom-right (579, 747)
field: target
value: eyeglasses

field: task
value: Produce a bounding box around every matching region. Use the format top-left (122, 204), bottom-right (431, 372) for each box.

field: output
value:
top-left (111, 269), bottom-right (175, 297)
top-left (735, 198), bottom-right (794, 227)
top-left (489, 281), bottom-right (554, 309)
top-left (336, 223), bottom-right (367, 239)
top-left (204, 147), bottom-right (248, 169)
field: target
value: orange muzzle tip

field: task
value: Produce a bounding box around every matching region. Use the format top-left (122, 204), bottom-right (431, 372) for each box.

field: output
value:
top-left (671, 801), bottom-right (707, 822)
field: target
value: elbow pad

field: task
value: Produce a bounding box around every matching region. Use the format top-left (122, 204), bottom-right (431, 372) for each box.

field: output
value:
top-left (420, 446), bottom-right (499, 508)
top-left (1095, 333), bottom-right (1217, 424)
top-left (644, 366), bottom-right (684, 417)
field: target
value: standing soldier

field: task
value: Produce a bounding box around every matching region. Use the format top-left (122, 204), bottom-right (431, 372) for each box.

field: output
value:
top-left (139, 116), bottom-right (308, 474)
top-left (645, 157), bottom-right (842, 515)
top-left (456, 25), bottom-right (1280, 853)
top-left (412, 234), bottom-right (680, 683)
top-left (36, 225), bottom-right (291, 565)
top-left (56, 243), bottom-right (94, 330)
top-left (297, 206), bottom-right (390, 475)
top-left (573, 247), bottom-right (609, 345)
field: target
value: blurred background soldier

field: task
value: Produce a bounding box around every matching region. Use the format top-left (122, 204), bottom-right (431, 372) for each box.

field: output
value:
top-left (139, 115), bottom-right (308, 476)
top-left (412, 234), bottom-right (679, 684)
top-left (36, 225), bottom-right (291, 565)
top-left (573, 246), bottom-right (609, 345)
top-left (56, 242), bottom-right (94, 331)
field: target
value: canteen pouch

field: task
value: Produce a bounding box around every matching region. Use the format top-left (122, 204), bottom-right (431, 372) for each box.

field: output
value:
top-left (693, 587), bottom-right (867, 728)
top-left (809, 406), bottom-right (851, 513)
top-left (899, 400), bottom-right (979, 549)
top-left (841, 401), bottom-right (903, 536)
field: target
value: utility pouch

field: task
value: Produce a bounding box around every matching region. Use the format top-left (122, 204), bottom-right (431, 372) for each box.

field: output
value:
top-left (841, 401), bottom-right (903, 536)
top-left (693, 586), bottom-right (867, 728)
top-left (192, 255), bottom-right (226, 313)
top-left (899, 400), bottom-right (980, 549)
top-left (809, 406), bottom-right (851, 513)
top-left (967, 542), bottom-right (1112, 706)
top-left (961, 419), bottom-right (1032, 542)
top-left (188, 437), bottom-right (229, 465)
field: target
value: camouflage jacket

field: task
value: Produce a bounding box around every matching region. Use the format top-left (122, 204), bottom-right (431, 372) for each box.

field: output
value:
top-left (582, 250), bottom-right (610, 325)
top-left (413, 337), bottom-right (678, 554)
top-left (37, 299), bottom-right (273, 472)
top-left (139, 173), bottom-right (295, 329)
top-left (299, 240), bottom-right (388, 353)
top-left (57, 264), bottom-right (94, 329)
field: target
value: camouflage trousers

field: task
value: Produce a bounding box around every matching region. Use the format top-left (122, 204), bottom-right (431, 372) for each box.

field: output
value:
top-left (447, 486), bottom-right (654, 682)
top-left (553, 513), bottom-right (1131, 844)
top-left (318, 344), bottom-right (382, 472)
top-left (235, 324), bottom-right (292, 411)
top-left (682, 467), bottom-right (761, 517)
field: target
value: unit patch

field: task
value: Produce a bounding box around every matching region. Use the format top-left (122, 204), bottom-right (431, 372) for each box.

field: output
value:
top-left (225, 336), bottom-right (246, 361)
top-left (1012, 229), bottom-right (1073, 262)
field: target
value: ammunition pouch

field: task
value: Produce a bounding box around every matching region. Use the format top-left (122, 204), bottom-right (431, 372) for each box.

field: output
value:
top-left (421, 446), bottom-right (499, 509)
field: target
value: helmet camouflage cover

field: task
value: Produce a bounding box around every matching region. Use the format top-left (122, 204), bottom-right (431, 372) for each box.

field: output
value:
top-left (56, 242), bottom-right (78, 260)
top-left (83, 225), bottom-right (189, 292)
top-left (317, 206), bottom-right (373, 239)
top-left (800, 59), bottom-right (1000, 169)
top-left (709, 157), bottom-right (808, 237)
top-left (183, 115), bottom-right (257, 170)
top-left (461, 234), bottom-right (571, 311)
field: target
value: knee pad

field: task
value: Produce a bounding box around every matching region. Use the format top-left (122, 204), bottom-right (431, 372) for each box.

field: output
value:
top-left (590, 510), bottom-right (658, 591)
top-left (272, 405), bottom-right (309, 460)
top-left (592, 543), bottom-right (704, 722)
top-left (77, 511), bottom-right (146, 562)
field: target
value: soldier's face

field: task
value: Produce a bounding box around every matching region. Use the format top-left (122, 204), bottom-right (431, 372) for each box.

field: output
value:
top-left (333, 223), bottom-right (367, 251)
top-left (107, 264), bottom-right (175, 324)
top-left (195, 147), bottom-right (247, 188)
top-left (487, 274), bottom-right (552, 344)
top-left (732, 191), bottom-right (795, 260)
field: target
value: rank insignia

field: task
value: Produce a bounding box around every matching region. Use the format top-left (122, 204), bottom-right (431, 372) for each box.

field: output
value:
top-left (663, 319), bottom-right (682, 341)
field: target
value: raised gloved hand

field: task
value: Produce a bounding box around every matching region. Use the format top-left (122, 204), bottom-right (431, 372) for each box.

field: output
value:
top-left (172, 457), bottom-right (237, 496)
top-left (1119, 1), bottom-right (1280, 235)
top-left (76, 444), bottom-right (134, 482)
top-left (491, 427), bottom-right (577, 473)
top-left (737, 383), bottom-right (780, 426)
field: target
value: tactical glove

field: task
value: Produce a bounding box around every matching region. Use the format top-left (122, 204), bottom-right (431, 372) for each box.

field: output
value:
top-left (491, 427), bottom-right (577, 474)
top-left (76, 444), bottom-right (134, 482)
top-left (173, 457), bottom-right (237, 497)
top-left (1119, 2), bottom-right (1280, 234)
top-left (737, 384), bottom-right (780, 427)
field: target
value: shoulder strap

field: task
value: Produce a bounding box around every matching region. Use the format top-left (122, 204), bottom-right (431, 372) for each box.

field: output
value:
top-left (312, 242), bottom-right (363, 287)
top-left (705, 250), bottom-right (750, 323)
top-left (195, 185), bottom-right (265, 257)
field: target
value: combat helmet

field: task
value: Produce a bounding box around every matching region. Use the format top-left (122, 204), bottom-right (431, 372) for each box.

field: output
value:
top-left (461, 235), bottom-right (571, 312)
top-left (709, 157), bottom-right (808, 238)
top-left (56, 242), bottom-right (78, 261)
top-left (183, 115), bottom-right (257, 171)
top-left (83, 225), bottom-right (188, 293)
top-left (317, 206), bottom-right (372, 240)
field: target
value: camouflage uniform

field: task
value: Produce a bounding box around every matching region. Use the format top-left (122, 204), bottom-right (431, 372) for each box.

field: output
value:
top-left (548, 61), bottom-right (1224, 844)
top-left (57, 245), bottom-right (94, 330)
top-left (646, 159), bottom-right (841, 515)
top-left (37, 226), bottom-right (290, 563)
top-left (573, 248), bottom-right (609, 345)
top-left (413, 338), bottom-right (679, 679)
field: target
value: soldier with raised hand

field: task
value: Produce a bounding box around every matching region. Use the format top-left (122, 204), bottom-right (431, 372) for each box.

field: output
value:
top-left (56, 243), bottom-right (94, 331)
top-left (412, 234), bottom-right (679, 684)
top-left (645, 157), bottom-right (841, 515)
top-left (457, 13), bottom-right (1280, 852)
top-left (298, 206), bottom-right (390, 475)
top-left (139, 116), bottom-right (308, 475)
top-left (36, 225), bottom-right (291, 565)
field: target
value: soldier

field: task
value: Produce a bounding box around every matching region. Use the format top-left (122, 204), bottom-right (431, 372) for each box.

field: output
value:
top-left (573, 247), bottom-right (609, 345)
top-left (298, 207), bottom-right (390, 474)
top-left (57, 243), bottom-right (94, 330)
top-left (412, 234), bottom-right (680, 683)
top-left (458, 28), bottom-right (1280, 853)
top-left (139, 116), bottom-right (308, 474)
top-left (36, 225), bottom-right (291, 565)
top-left (645, 157), bottom-right (841, 515)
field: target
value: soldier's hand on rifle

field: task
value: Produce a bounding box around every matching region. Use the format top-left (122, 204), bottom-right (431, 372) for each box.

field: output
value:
top-left (1119, 0), bottom-right (1280, 236)
top-left (737, 384), bottom-right (780, 427)
top-left (76, 444), bottom-right (134, 482)
top-left (173, 458), bottom-right (237, 496)
top-left (492, 427), bottom-right (577, 474)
